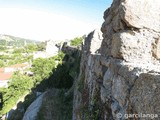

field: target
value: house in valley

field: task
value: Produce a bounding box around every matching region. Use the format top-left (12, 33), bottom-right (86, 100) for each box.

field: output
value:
top-left (0, 63), bottom-right (30, 87)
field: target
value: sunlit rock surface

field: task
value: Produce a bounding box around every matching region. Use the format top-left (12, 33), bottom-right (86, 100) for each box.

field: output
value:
top-left (73, 0), bottom-right (160, 119)
top-left (23, 93), bottom-right (45, 120)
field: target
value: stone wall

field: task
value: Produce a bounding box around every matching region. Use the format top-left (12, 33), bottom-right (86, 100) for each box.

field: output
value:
top-left (73, 0), bottom-right (160, 120)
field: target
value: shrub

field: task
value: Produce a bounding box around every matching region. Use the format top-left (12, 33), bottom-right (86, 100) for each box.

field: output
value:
top-left (70, 37), bottom-right (83, 46)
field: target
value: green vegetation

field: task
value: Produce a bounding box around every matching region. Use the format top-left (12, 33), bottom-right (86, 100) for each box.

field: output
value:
top-left (24, 42), bottom-right (46, 52)
top-left (0, 54), bottom-right (32, 67)
top-left (0, 35), bottom-right (48, 118)
top-left (0, 60), bottom-right (4, 67)
top-left (47, 49), bottom-right (81, 89)
top-left (80, 87), bottom-right (102, 120)
top-left (0, 34), bottom-right (39, 47)
top-left (31, 52), bottom-right (65, 86)
top-left (70, 37), bottom-right (83, 46)
top-left (8, 92), bottom-right (37, 120)
top-left (0, 72), bottom-right (33, 115)
top-left (36, 42), bottom-right (46, 51)
top-left (0, 36), bottom-right (82, 119)
top-left (35, 47), bottom-right (81, 119)
top-left (13, 43), bottom-right (46, 54)
top-left (0, 42), bottom-right (46, 68)
top-left (0, 52), bottom-right (65, 117)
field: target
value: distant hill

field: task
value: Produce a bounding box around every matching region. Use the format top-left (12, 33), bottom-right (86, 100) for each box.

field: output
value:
top-left (0, 34), bottom-right (40, 46)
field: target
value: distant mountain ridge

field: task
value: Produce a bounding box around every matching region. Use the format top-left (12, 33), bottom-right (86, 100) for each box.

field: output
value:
top-left (0, 34), bottom-right (40, 46)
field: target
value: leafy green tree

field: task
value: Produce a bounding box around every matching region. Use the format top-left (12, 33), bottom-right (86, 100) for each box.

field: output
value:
top-left (10, 72), bottom-right (34, 92)
top-left (36, 42), bottom-right (46, 51)
top-left (0, 60), bottom-right (4, 67)
top-left (0, 72), bottom-right (34, 115)
top-left (24, 44), bottom-right (37, 53)
top-left (70, 37), bottom-right (83, 46)
top-left (31, 58), bottom-right (56, 84)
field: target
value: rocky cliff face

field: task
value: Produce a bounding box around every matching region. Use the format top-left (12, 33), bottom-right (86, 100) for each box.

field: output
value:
top-left (73, 0), bottom-right (160, 120)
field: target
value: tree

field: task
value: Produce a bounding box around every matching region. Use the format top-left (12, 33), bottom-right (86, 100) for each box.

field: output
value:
top-left (70, 37), bottom-right (83, 46)
top-left (36, 42), bottom-right (46, 51)
top-left (0, 60), bottom-right (4, 67)
top-left (0, 72), bottom-right (34, 115)
top-left (31, 58), bottom-right (56, 84)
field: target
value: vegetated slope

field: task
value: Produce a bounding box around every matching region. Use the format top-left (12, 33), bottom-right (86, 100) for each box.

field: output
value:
top-left (7, 40), bottom-right (81, 120)
top-left (35, 44), bottom-right (81, 120)
top-left (0, 34), bottom-right (39, 46)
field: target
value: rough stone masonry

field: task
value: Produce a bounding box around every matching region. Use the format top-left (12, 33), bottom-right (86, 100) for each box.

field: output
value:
top-left (73, 0), bottom-right (160, 120)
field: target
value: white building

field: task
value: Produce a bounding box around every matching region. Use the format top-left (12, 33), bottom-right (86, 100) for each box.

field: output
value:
top-left (46, 40), bottom-right (59, 57)
top-left (33, 40), bottom-right (61, 59)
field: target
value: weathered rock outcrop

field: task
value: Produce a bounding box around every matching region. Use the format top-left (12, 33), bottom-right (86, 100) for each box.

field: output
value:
top-left (23, 93), bottom-right (45, 120)
top-left (73, 29), bottom-right (103, 120)
top-left (73, 0), bottom-right (160, 120)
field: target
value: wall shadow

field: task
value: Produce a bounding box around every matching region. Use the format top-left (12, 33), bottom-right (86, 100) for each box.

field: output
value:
top-left (6, 45), bottom-right (81, 120)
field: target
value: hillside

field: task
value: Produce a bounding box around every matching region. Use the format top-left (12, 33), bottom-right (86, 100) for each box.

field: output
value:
top-left (0, 34), bottom-right (39, 47)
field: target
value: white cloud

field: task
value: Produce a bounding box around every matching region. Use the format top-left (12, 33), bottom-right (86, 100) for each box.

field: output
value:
top-left (0, 8), bottom-right (99, 41)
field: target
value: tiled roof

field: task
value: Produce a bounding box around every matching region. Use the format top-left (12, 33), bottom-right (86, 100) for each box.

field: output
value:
top-left (0, 73), bottom-right (12, 81)
top-left (0, 63), bottom-right (29, 81)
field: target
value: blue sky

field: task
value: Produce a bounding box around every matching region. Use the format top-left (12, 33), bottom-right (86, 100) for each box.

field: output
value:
top-left (0, 0), bottom-right (112, 41)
